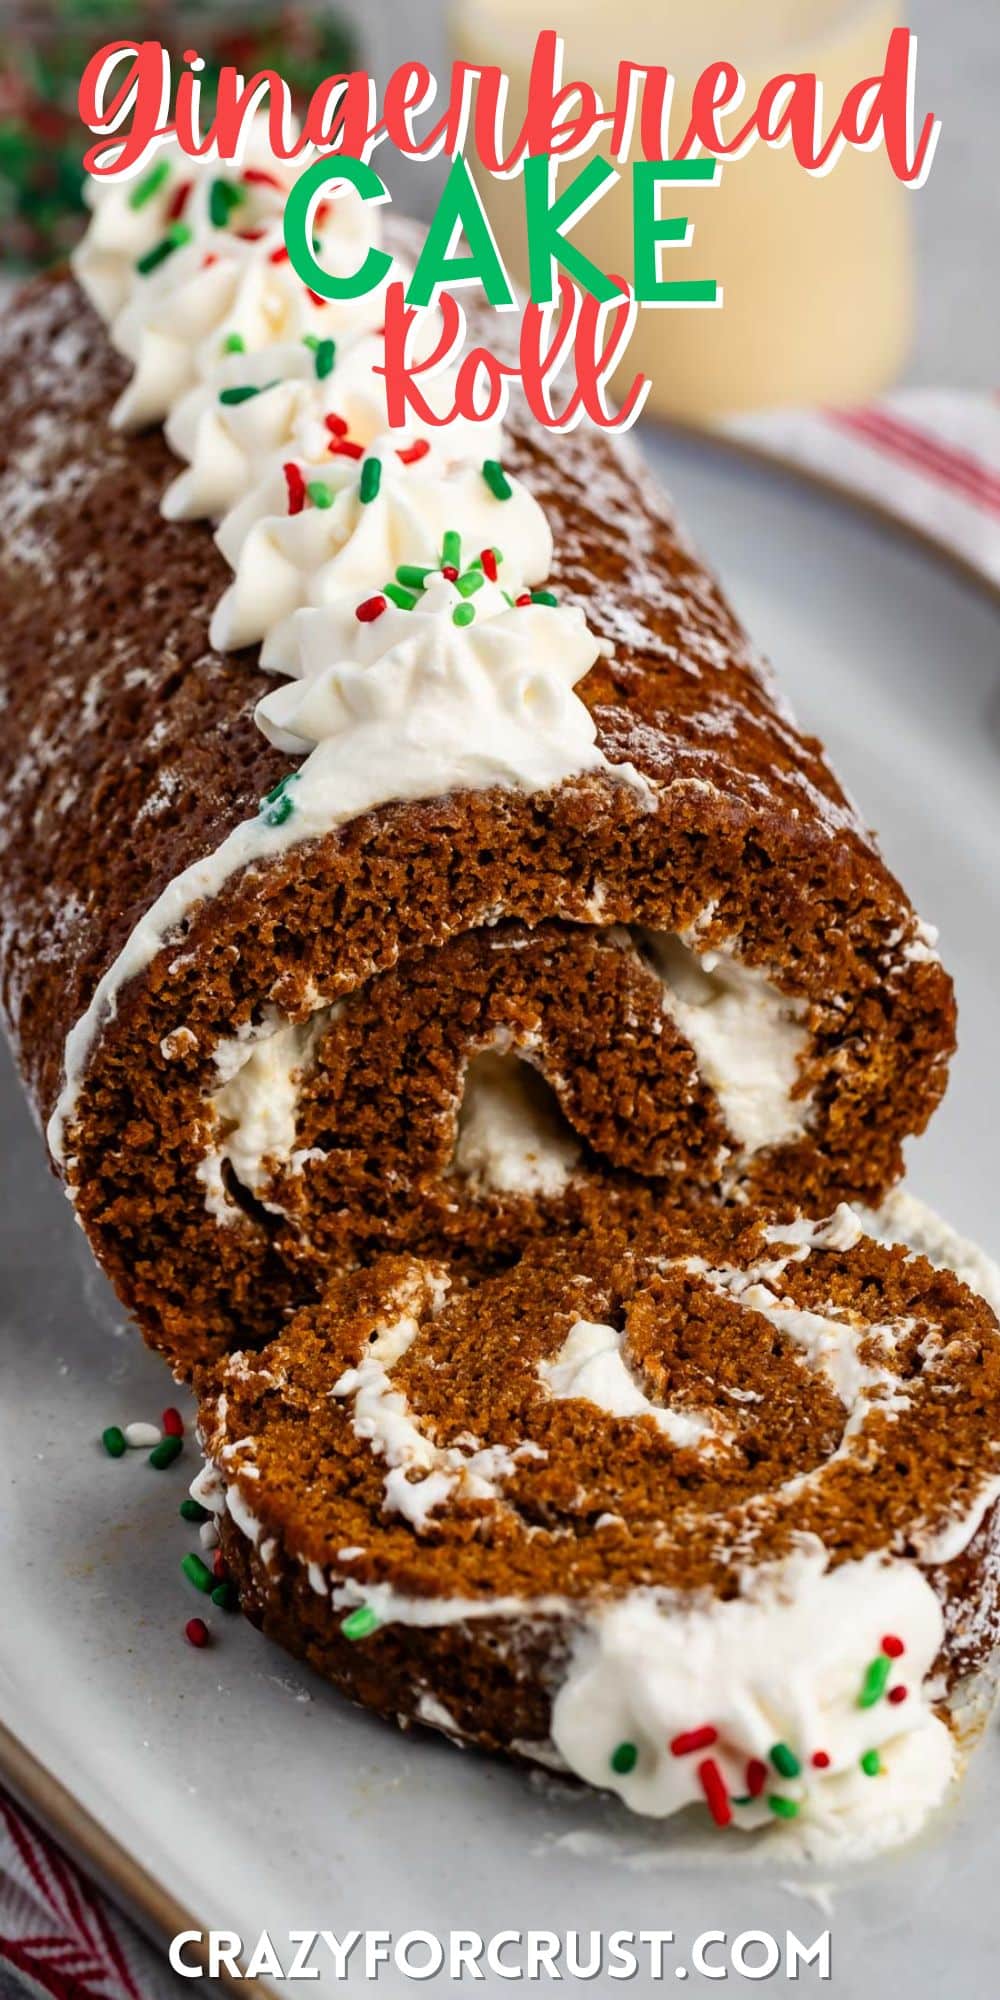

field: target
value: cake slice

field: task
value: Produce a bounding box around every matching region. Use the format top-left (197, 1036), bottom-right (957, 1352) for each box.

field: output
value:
top-left (192, 1204), bottom-right (1000, 1860)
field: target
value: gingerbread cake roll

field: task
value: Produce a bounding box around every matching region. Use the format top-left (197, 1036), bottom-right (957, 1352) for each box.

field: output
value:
top-left (0, 134), bottom-right (954, 1374)
top-left (192, 1204), bottom-right (1000, 1861)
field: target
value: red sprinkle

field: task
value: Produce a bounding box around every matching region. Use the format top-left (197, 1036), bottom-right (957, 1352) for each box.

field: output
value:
top-left (238, 228), bottom-right (266, 242)
top-left (185, 1618), bottom-right (210, 1649)
top-left (515, 591), bottom-right (532, 606)
top-left (315, 200), bottom-right (333, 226)
top-left (166, 180), bottom-right (193, 222)
top-left (670, 1725), bottom-right (718, 1758)
top-left (201, 254), bottom-right (218, 268)
top-left (697, 1757), bottom-right (732, 1828)
top-left (269, 244), bottom-right (290, 265)
top-left (324, 412), bottom-right (349, 439)
top-left (307, 289), bottom-right (326, 308)
top-left (356, 594), bottom-right (388, 623)
top-left (746, 1758), bottom-right (768, 1798)
top-left (283, 462), bottom-right (306, 514)
top-left (329, 438), bottom-right (364, 461)
top-left (811, 1750), bottom-right (831, 1769)
top-left (882, 1634), bottom-right (905, 1658)
top-left (888, 1685), bottom-right (909, 1705)
top-left (213, 1550), bottom-right (228, 1582)
top-left (396, 439), bottom-right (431, 466)
top-left (480, 547), bottom-right (499, 581)
top-left (243, 168), bottom-right (282, 190)
top-left (162, 1407), bottom-right (184, 1438)
top-left (441, 566), bottom-right (459, 583)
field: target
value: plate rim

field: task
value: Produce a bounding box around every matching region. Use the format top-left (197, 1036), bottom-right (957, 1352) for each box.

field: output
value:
top-left (665, 416), bottom-right (1000, 613)
top-left (0, 1716), bottom-right (277, 1999)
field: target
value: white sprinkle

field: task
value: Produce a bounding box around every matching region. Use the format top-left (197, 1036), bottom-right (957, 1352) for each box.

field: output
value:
top-left (199, 1519), bottom-right (220, 1550)
top-left (124, 1421), bottom-right (162, 1448)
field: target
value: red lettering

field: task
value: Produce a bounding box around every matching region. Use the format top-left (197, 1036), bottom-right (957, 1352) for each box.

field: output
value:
top-left (301, 73), bottom-right (376, 157)
top-left (814, 26), bottom-right (938, 182)
top-left (676, 61), bottom-right (744, 158)
top-left (79, 41), bottom-right (171, 175)
top-left (203, 69), bottom-right (299, 161)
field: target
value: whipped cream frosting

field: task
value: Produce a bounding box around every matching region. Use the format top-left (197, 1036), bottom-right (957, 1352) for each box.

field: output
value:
top-left (450, 1049), bottom-right (582, 1198)
top-left (549, 1546), bottom-right (954, 1862)
top-left (75, 123), bottom-right (385, 432)
top-left (211, 446), bottom-right (552, 660)
top-left (539, 1318), bottom-right (721, 1451)
top-left (163, 328), bottom-right (500, 526)
top-left (197, 1006), bottom-right (329, 1218)
top-left (638, 928), bottom-right (811, 1158)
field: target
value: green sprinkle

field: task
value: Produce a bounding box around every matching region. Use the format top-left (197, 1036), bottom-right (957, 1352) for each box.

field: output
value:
top-left (610, 1741), bottom-right (638, 1775)
top-left (306, 480), bottom-right (334, 509)
top-left (730, 1795), bottom-right (752, 1807)
top-left (135, 222), bottom-right (192, 275)
top-left (262, 775), bottom-right (293, 806)
top-left (182, 1552), bottom-right (214, 1594)
top-left (770, 1742), bottom-right (801, 1779)
top-left (179, 1498), bottom-right (209, 1523)
top-left (455, 569), bottom-right (485, 598)
top-left (219, 384), bottom-right (261, 406)
top-left (502, 590), bottom-right (516, 607)
top-left (149, 1435), bottom-right (183, 1470)
top-left (441, 530), bottom-right (461, 570)
top-left (209, 177), bottom-right (244, 228)
top-left (452, 603), bottom-right (476, 627)
top-left (211, 1581), bottom-right (239, 1612)
top-left (102, 1425), bottom-right (126, 1459)
top-left (223, 332), bottom-right (246, 354)
top-left (260, 773), bottom-right (299, 825)
top-left (302, 333), bottom-right (320, 350)
top-left (384, 583), bottom-right (418, 611)
top-left (359, 456), bottom-right (382, 505)
top-left (530, 589), bottom-right (559, 607)
top-left (128, 160), bottom-right (170, 210)
top-left (395, 564), bottom-right (432, 589)
top-left (767, 1794), bottom-right (800, 1820)
top-left (860, 1749), bottom-right (881, 1778)
top-left (341, 1605), bottom-right (380, 1641)
top-left (313, 337), bottom-right (336, 379)
top-left (482, 458), bottom-right (513, 501)
top-left (858, 1655), bottom-right (892, 1709)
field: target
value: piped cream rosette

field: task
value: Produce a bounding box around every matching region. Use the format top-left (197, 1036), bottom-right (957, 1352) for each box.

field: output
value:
top-left (211, 443), bottom-right (551, 663)
top-left (161, 321), bottom-right (496, 525)
top-left (76, 122), bottom-right (386, 432)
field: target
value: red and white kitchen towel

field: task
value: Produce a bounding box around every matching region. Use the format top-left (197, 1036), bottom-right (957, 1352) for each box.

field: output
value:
top-left (724, 387), bottom-right (1000, 595)
top-left (1, 383), bottom-right (998, 2000)
top-left (0, 1794), bottom-right (175, 2000)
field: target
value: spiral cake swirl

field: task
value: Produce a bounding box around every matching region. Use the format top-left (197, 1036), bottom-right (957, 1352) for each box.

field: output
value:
top-left (194, 1207), bottom-right (1000, 1858)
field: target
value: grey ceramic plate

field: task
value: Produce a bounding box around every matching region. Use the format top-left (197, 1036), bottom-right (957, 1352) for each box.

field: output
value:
top-left (2, 431), bottom-right (999, 1997)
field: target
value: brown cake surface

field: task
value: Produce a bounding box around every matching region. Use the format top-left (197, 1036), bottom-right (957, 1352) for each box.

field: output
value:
top-left (0, 240), bottom-right (955, 1371)
top-left (194, 1209), bottom-right (1000, 1850)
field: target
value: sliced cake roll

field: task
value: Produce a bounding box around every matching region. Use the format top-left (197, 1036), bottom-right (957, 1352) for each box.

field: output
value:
top-left (192, 1205), bottom-right (1000, 1860)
